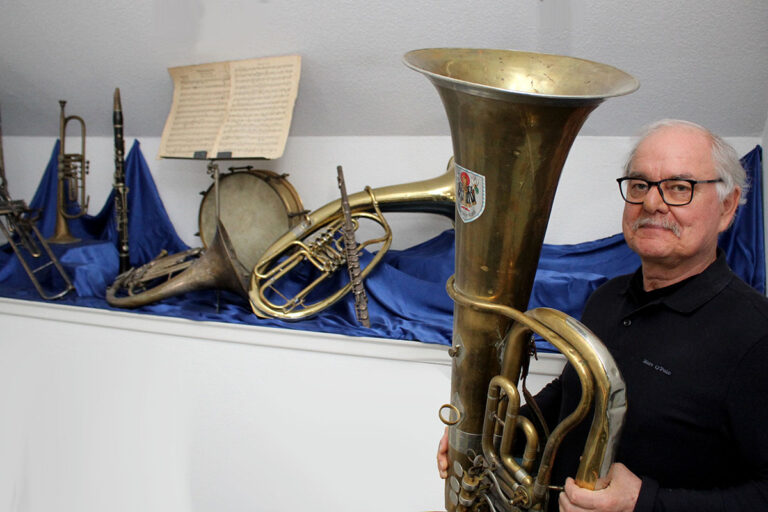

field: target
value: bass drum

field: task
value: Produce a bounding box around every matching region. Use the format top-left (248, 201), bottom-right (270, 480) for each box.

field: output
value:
top-left (198, 169), bottom-right (305, 272)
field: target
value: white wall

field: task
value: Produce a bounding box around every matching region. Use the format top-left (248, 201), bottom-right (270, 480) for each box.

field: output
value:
top-left (0, 298), bottom-right (565, 512)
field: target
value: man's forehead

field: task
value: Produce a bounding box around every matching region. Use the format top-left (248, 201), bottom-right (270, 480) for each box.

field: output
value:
top-left (627, 168), bottom-right (697, 179)
top-left (630, 129), bottom-right (715, 177)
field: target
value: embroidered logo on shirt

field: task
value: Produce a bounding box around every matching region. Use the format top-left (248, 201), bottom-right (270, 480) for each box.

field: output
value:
top-left (642, 358), bottom-right (672, 376)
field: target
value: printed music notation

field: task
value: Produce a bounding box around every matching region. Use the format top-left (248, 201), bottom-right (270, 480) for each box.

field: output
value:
top-left (158, 55), bottom-right (301, 160)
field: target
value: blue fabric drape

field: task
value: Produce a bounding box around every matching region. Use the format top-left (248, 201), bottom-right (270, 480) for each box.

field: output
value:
top-left (4, 140), bottom-right (188, 298)
top-left (1, 142), bottom-right (764, 351)
top-left (31, 139), bottom-right (188, 261)
top-left (719, 146), bottom-right (765, 293)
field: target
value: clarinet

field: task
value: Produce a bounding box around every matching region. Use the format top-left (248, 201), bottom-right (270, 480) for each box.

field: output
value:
top-left (336, 165), bottom-right (370, 328)
top-left (113, 88), bottom-right (130, 274)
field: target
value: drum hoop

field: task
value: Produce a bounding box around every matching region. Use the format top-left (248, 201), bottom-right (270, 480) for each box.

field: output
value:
top-left (197, 169), bottom-right (305, 249)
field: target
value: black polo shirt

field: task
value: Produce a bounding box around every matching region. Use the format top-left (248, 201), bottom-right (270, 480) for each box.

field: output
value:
top-left (532, 251), bottom-right (768, 511)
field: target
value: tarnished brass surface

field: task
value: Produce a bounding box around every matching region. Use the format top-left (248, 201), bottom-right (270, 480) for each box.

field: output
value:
top-left (106, 220), bottom-right (250, 308)
top-left (404, 48), bottom-right (637, 511)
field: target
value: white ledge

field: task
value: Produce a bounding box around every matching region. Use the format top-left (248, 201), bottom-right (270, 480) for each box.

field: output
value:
top-left (0, 297), bottom-right (566, 373)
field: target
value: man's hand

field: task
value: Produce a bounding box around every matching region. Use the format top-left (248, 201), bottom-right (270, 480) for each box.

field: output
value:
top-left (559, 463), bottom-right (641, 512)
top-left (437, 427), bottom-right (449, 479)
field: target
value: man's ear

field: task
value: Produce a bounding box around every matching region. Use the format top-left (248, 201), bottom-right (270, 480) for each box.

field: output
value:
top-left (718, 187), bottom-right (741, 232)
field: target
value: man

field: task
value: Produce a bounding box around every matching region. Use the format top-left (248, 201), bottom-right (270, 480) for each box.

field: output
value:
top-left (437, 120), bottom-right (768, 511)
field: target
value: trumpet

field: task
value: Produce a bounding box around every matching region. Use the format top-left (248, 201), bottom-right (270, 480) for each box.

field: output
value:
top-left (248, 167), bottom-right (455, 320)
top-left (49, 100), bottom-right (89, 244)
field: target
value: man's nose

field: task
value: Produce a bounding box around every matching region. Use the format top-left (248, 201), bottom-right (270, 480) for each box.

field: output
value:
top-left (643, 184), bottom-right (669, 212)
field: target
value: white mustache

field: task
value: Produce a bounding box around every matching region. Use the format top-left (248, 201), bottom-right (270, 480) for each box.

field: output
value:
top-left (632, 217), bottom-right (681, 238)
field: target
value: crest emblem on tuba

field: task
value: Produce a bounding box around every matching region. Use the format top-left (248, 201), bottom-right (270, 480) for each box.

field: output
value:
top-left (456, 164), bottom-right (485, 223)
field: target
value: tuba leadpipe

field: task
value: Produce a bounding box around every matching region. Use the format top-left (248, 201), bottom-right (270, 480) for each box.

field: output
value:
top-left (403, 48), bottom-right (638, 511)
top-left (49, 100), bottom-right (89, 244)
top-left (248, 168), bottom-right (455, 321)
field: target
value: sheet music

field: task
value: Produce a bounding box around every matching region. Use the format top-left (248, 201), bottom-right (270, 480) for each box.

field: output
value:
top-left (158, 55), bottom-right (301, 160)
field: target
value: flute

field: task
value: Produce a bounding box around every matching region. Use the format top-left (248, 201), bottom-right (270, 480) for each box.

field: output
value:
top-left (113, 88), bottom-right (130, 274)
top-left (337, 165), bottom-right (370, 328)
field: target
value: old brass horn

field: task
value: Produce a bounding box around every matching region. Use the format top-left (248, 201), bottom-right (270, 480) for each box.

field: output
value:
top-left (49, 100), bottom-right (90, 244)
top-left (106, 221), bottom-right (250, 308)
top-left (403, 48), bottom-right (638, 510)
top-left (248, 167), bottom-right (455, 320)
top-left (0, 107), bottom-right (74, 299)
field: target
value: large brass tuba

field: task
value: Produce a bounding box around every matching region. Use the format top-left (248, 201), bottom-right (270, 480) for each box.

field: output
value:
top-left (403, 48), bottom-right (637, 511)
top-left (50, 100), bottom-right (90, 244)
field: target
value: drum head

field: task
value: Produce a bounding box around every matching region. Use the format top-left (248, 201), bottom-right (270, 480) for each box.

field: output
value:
top-left (198, 170), bottom-right (304, 272)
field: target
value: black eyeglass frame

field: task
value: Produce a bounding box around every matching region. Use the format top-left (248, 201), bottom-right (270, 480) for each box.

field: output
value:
top-left (616, 176), bottom-right (723, 206)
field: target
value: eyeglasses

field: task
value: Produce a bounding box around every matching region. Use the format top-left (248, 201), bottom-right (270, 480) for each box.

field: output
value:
top-left (616, 177), bottom-right (723, 206)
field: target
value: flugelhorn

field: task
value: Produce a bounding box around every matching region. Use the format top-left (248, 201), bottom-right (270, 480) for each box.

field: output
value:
top-left (248, 167), bottom-right (455, 320)
top-left (49, 100), bottom-right (89, 244)
top-left (403, 48), bottom-right (638, 511)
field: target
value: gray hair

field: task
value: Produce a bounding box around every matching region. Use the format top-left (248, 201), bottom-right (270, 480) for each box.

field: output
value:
top-left (623, 119), bottom-right (749, 205)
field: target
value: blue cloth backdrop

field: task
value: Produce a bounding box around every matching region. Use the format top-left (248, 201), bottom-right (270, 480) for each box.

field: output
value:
top-left (0, 142), bottom-right (763, 351)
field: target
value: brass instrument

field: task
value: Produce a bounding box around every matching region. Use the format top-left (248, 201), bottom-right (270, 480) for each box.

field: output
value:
top-left (107, 169), bottom-right (305, 309)
top-left (248, 168), bottom-right (455, 320)
top-left (402, 48), bottom-right (638, 511)
top-left (113, 88), bottom-right (130, 274)
top-left (336, 165), bottom-right (370, 328)
top-left (106, 219), bottom-right (250, 307)
top-left (50, 100), bottom-right (89, 244)
top-left (0, 107), bottom-right (74, 299)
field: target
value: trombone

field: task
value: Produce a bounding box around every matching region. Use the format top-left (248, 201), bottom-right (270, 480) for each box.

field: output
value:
top-left (0, 108), bottom-right (74, 299)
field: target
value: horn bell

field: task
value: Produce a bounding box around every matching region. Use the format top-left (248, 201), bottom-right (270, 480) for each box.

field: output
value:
top-left (106, 221), bottom-right (249, 308)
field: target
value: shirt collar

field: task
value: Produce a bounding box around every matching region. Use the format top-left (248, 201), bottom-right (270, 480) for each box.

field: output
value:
top-left (623, 250), bottom-right (733, 314)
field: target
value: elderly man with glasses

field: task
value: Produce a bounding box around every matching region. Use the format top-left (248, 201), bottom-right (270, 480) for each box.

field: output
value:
top-left (437, 119), bottom-right (768, 512)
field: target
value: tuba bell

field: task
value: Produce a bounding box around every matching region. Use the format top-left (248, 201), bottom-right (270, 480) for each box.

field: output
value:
top-left (403, 48), bottom-right (638, 510)
top-left (49, 100), bottom-right (90, 244)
